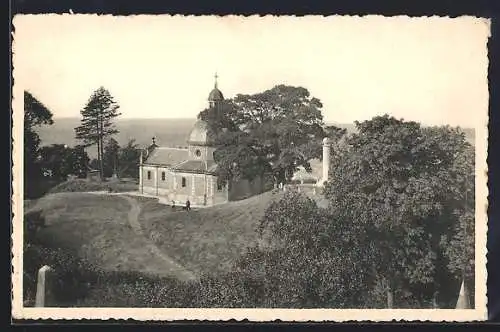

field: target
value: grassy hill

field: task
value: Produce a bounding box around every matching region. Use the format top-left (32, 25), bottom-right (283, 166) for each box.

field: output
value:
top-left (30, 193), bottom-right (180, 277)
top-left (137, 190), bottom-right (284, 276)
top-left (27, 190), bottom-right (283, 279)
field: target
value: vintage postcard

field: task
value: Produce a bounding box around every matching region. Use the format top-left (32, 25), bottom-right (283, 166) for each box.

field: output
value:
top-left (11, 14), bottom-right (490, 321)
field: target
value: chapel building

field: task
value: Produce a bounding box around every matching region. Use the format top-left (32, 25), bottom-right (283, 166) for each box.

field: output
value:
top-left (139, 75), bottom-right (270, 207)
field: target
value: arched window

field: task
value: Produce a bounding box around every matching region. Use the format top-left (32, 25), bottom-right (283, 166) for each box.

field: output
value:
top-left (147, 171), bottom-right (151, 180)
top-left (195, 149), bottom-right (201, 157)
top-left (181, 177), bottom-right (187, 187)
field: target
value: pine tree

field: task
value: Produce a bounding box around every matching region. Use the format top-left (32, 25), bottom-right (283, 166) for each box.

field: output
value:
top-left (75, 87), bottom-right (121, 180)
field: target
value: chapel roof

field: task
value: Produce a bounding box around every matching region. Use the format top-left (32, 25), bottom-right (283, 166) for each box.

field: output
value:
top-left (171, 159), bottom-right (217, 174)
top-left (143, 147), bottom-right (189, 166)
top-left (187, 119), bottom-right (217, 146)
top-left (208, 87), bottom-right (224, 101)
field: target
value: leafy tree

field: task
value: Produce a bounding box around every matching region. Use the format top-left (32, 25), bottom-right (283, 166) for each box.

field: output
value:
top-left (75, 87), bottom-right (121, 180)
top-left (39, 144), bottom-right (89, 180)
top-left (118, 139), bottom-right (141, 179)
top-left (323, 115), bottom-right (474, 308)
top-left (439, 143), bottom-right (475, 306)
top-left (197, 102), bottom-right (240, 132)
top-left (102, 138), bottom-right (141, 179)
top-left (200, 85), bottom-right (327, 186)
top-left (24, 91), bottom-right (54, 197)
top-left (103, 138), bottom-right (120, 178)
top-left (235, 190), bottom-right (372, 308)
top-left (324, 125), bottom-right (348, 147)
top-left (69, 145), bottom-right (91, 178)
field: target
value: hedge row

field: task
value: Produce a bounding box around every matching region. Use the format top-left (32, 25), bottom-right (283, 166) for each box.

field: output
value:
top-left (48, 179), bottom-right (137, 194)
top-left (24, 242), bottom-right (268, 307)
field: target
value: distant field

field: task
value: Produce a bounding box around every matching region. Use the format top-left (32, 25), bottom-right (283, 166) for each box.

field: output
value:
top-left (36, 118), bottom-right (196, 158)
top-left (35, 117), bottom-right (475, 159)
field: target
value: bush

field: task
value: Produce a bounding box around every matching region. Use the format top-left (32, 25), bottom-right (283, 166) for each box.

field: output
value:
top-left (48, 179), bottom-right (137, 194)
top-left (78, 270), bottom-right (267, 307)
top-left (24, 241), bottom-right (269, 308)
top-left (24, 178), bottom-right (61, 199)
top-left (24, 210), bottom-right (46, 244)
top-left (23, 244), bottom-right (99, 306)
top-left (77, 271), bottom-right (197, 307)
top-left (195, 271), bottom-right (265, 308)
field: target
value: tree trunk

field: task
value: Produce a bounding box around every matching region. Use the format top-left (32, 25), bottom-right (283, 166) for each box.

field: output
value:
top-left (387, 288), bottom-right (394, 309)
top-left (96, 120), bottom-right (102, 180)
top-left (98, 117), bottom-right (104, 180)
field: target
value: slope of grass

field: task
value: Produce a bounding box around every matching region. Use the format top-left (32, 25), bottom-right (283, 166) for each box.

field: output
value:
top-left (30, 193), bottom-right (180, 277)
top-left (28, 189), bottom-right (282, 280)
top-left (137, 190), bottom-right (284, 276)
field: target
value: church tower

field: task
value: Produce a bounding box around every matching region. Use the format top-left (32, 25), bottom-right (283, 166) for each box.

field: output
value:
top-left (208, 72), bottom-right (224, 110)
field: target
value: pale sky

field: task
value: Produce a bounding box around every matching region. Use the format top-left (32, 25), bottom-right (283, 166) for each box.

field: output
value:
top-left (13, 15), bottom-right (490, 127)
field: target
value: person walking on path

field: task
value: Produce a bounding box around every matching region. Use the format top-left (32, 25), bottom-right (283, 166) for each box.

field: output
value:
top-left (185, 199), bottom-right (191, 211)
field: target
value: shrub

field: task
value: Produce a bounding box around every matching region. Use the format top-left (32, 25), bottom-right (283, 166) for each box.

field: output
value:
top-left (195, 271), bottom-right (265, 308)
top-left (77, 271), bottom-right (197, 307)
top-left (23, 244), bottom-right (99, 306)
top-left (24, 210), bottom-right (46, 244)
top-left (79, 271), bottom-right (265, 308)
top-left (24, 242), bottom-right (270, 308)
top-left (48, 179), bottom-right (137, 194)
top-left (24, 178), bottom-right (61, 199)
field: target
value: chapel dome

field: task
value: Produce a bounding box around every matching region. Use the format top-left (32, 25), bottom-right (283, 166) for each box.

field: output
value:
top-left (187, 119), bottom-right (217, 146)
top-left (208, 87), bottom-right (224, 101)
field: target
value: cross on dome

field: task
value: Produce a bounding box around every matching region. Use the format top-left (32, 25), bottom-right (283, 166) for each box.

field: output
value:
top-left (208, 72), bottom-right (224, 104)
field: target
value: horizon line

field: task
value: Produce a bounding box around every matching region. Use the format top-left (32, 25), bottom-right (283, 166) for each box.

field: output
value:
top-left (48, 116), bottom-right (475, 128)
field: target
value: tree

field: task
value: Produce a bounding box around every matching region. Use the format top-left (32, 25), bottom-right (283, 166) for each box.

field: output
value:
top-left (439, 143), bottom-right (475, 306)
top-left (24, 91), bottom-right (54, 197)
top-left (323, 115), bottom-right (474, 308)
top-left (103, 138), bottom-right (120, 178)
top-left (324, 125), bottom-right (347, 143)
top-left (69, 145), bottom-right (91, 178)
top-left (234, 190), bottom-right (372, 308)
top-left (117, 139), bottom-right (141, 179)
top-left (200, 85), bottom-right (327, 186)
top-left (39, 144), bottom-right (90, 180)
top-left (75, 87), bottom-right (121, 180)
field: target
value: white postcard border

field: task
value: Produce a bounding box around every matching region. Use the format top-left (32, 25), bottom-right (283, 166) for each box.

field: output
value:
top-left (11, 14), bottom-right (490, 322)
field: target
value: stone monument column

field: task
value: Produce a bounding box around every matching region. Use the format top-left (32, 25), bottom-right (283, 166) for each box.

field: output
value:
top-left (139, 150), bottom-right (143, 194)
top-left (318, 137), bottom-right (331, 187)
top-left (35, 265), bottom-right (54, 307)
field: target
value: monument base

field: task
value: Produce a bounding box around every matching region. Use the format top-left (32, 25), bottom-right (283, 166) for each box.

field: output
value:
top-left (315, 179), bottom-right (327, 187)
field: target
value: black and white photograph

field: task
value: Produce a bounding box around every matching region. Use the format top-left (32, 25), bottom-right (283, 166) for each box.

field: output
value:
top-left (11, 15), bottom-right (489, 321)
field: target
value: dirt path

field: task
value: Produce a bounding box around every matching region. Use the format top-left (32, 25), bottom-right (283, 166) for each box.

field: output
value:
top-left (89, 192), bottom-right (198, 281)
